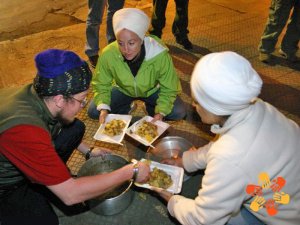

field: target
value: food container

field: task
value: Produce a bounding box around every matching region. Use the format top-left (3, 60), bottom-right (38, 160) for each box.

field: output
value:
top-left (93, 114), bottom-right (132, 145)
top-left (135, 159), bottom-right (184, 194)
top-left (77, 154), bottom-right (134, 215)
top-left (147, 136), bottom-right (194, 181)
top-left (126, 116), bottom-right (170, 147)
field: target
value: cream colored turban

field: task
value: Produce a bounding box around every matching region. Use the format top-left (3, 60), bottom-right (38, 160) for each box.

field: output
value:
top-left (113, 8), bottom-right (150, 40)
top-left (191, 51), bottom-right (263, 115)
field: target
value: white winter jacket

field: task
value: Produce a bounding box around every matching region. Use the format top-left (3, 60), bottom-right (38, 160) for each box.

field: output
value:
top-left (168, 99), bottom-right (300, 225)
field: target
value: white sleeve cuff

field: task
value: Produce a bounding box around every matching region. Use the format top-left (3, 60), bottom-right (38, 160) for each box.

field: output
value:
top-left (96, 104), bottom-right (111, 112)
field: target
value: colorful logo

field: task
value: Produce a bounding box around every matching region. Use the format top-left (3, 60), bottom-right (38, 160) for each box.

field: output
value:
top-left (245, 172), bottom-right (290, 216)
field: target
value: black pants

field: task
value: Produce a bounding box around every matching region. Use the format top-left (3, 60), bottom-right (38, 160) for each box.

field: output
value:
top-left (0, 119), bottom-right (87, 225)
top-left (54, 118), bottom-right (85, 163)
top-left (150, 0), bottom-right (189, 38)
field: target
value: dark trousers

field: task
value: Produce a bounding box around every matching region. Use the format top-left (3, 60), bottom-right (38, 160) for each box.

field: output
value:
top-left (87, 88), bottom-right (187, 120)
top-left (0, 119), bottom-right (87, 225)
top-left (150, 0), bottom-right (190, 38)
top-left (54, 118), bottom-right (85, 163)
top-left (258, 0), bottom-right (300, 54)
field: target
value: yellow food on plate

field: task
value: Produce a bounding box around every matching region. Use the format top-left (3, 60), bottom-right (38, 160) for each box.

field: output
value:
top-left (103, 119), bottom-right (126, 136)
top-left (136, 121), bottom-right (158, 142)
top-left (148, 167), bottom-right (173, 189)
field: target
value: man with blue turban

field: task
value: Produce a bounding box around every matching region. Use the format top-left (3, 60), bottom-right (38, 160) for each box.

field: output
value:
top-left (0, 49), bottom-right (150, 225)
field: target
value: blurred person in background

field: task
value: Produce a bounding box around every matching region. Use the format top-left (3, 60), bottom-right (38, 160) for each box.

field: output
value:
top-left (258, 0), bottom-right (300, 63)
top-left (85, 0), bottom-right (125, 68)
top-left (149, 0), bottom-right (193, 50)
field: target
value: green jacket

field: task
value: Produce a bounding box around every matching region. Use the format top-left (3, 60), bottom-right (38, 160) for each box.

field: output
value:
top-left (92, 36), bottom-right (182, 115)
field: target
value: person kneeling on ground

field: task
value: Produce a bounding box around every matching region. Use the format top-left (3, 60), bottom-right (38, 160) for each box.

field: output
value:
top-left (152, 51), bottom-right (300, 225)
top-left (0, 49), bottom-right (150, 225)
top-left (87, 8), bottom-right (187, 124)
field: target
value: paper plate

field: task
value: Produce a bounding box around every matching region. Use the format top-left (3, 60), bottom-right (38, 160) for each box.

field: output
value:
top-left (135, 159), bottom-right (184, 194)
top-left (126, 116), bottom-right (170, 146)
top-left (93, 114), bottom-right (132, 145)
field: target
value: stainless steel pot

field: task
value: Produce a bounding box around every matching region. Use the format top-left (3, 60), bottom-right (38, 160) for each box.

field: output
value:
top-left (147, 136), bottom-right (194, 181)
top-left (77, 154), bottom-right (134, 215)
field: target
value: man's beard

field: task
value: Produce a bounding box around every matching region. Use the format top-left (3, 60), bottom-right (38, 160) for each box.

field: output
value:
top-left (56, 111), bottom-right (74, 126)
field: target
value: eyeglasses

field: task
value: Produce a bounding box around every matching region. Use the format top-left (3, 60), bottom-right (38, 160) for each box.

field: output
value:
top-left (71, 96), bottom-right (88, 108)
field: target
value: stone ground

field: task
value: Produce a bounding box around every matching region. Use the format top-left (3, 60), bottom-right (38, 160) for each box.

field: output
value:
top-left (0, 0), bottom-right (152, 87)
top-left (1, 0), bottom-right (299, 224)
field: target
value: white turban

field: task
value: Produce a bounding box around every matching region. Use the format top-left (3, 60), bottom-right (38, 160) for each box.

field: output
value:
top-left (113, 8), bottom-right (150, 40)
top-left (191, 51), bottom-right (263, 116)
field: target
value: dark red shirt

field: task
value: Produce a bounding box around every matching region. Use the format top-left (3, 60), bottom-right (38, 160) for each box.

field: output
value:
top-left (0, 125), bottom-right (71, 186)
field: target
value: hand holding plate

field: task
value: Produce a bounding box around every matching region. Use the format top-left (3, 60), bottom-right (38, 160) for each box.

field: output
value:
top-left (99, 109), bottom-right (108, 124)
top-left (150, 186), bottom-right (173, 202)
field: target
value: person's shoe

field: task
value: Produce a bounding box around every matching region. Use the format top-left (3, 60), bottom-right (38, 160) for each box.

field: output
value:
top-left (88, 55), bottom-right (99, 68)
top-left (278, 49), bottom-right (299, 62)
top-left (175, 37), bottom-right (193, 50)
top-left (259, 52), bottom-right (272, 63)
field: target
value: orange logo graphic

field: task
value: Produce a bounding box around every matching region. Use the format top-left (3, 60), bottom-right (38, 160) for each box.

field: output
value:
top-left (245, 172), bottom-right (290, 216)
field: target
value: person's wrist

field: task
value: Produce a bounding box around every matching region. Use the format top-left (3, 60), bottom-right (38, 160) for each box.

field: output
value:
top-left (157, 113), bottom-right (164, 120)
top-left (131, 159), bottom-right (139, 181)
top-left (85, 147), bottom-right (94, 160)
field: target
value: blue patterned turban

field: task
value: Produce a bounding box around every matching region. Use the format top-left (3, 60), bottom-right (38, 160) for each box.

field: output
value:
top-left (33, 49), bottom-right (92, 96)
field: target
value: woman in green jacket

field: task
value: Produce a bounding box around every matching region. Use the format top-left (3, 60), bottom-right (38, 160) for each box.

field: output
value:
top-left (87, 8), bottom-right (186, 123)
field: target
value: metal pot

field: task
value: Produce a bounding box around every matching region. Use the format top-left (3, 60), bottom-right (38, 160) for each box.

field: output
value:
top-left (147, 136), bottom-right (194, 181)
top-left (77, 154), bottom-right (134, 215)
